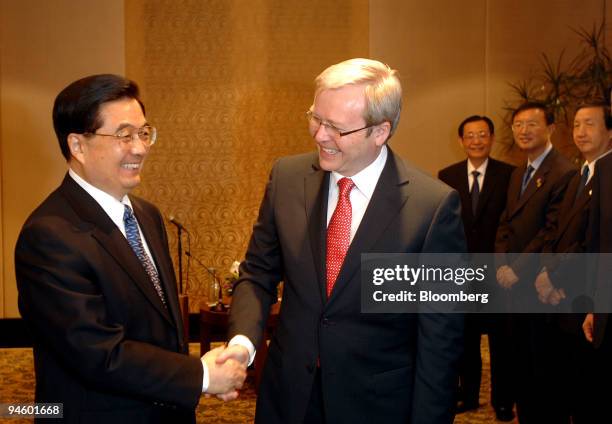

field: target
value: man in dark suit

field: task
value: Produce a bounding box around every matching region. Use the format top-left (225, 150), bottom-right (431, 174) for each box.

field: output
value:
top-left (495, 102), bottom-right (576, 423)
top-left (582, 97), bottom-right (612, 422)
top-left (536, 102), bottom-right (611, 422)
top-left (220, 58), bottom-right (465, 424)
top-left (438, 115), bottom-right (514, 420)
top-left (14, 74), bottom-right (245, 423)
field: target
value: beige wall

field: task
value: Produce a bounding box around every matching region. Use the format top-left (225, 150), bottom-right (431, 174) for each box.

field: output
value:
top-left (371, 0), bottom-right (611, 174)
top-left (1, 0), bottom-right (610, 316)
top-left (0, 0), bottom-right (125, 317)
top-left (126, 0), bottom-right (369, 311)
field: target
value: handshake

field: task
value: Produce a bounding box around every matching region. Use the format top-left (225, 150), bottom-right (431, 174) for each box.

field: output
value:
top-left (202, 344), bottom-right (250, 401)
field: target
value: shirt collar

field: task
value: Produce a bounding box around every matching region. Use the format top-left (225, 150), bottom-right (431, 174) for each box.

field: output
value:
top-left (330, 145), bottom-right (388, 200)
top-left (527, 142), bottom-right (553, 172)
top-left (467, 158), bottom-right (488, 177)
top-left (584, 148), bottom-right (612, 183)
top-left (68, 168), bottom-right (132, 231)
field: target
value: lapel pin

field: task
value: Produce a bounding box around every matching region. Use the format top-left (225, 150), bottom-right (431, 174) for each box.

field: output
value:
top-left (536, 178), bottom-right (543, 188)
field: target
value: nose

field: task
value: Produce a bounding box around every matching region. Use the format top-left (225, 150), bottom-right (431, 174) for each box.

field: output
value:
top-left (313, 123), bottom-right (329, 142)
top-left (129, 137), bottom-right (149, 155)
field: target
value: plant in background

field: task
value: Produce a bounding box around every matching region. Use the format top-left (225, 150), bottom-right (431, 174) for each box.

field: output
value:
top-left (502, 21), bottom-right (611, 158)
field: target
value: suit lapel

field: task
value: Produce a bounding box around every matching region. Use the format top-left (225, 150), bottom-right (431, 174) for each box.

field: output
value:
top-left (305, 162), bottom-right (329, 305)
top-left (510, 149), bottom-right (555, 218)
top-left (326, 150), bottom-right (410, 305)
top-left (456, 162), bottom-right (473, 221)
top-left (556, 177), bottom-right (592, 242)
top-left (60, 175), bottom-right (173, 325)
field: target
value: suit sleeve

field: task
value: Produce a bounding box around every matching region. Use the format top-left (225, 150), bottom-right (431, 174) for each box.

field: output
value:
top-left (15, 219), bottom-right (203, 409)
top-left (228, 162), bottom-right (282, 348)
top-left (510, 168), bottom-right (575, 277)
top-left (411, 189), bottom-right (466, 424)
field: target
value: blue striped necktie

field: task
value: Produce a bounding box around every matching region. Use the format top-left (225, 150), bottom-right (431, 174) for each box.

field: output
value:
top-left (123, 205), bottom-right (166, 306)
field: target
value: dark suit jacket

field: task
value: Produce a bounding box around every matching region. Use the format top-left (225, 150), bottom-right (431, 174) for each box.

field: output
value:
top-left (229, 149), bottom-right (466, 424)
top-left (588, 153), bottom-right (612, 348)
top-left (540, 172), bottom-right (593, 331)
top-left (15, 175), bottom-right (202, 424)
top-left (495, 148), bottom-right (576, 295)
top-left (439, 158), bottom-right (514, 254)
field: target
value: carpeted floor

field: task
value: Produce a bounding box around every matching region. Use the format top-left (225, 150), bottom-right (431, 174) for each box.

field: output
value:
top-left (0, 337), bottom-right (515, 423)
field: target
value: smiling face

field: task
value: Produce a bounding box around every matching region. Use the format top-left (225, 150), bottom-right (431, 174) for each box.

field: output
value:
top-left (573, 106), bottom-right (612, 163)
top-left (68, 98), bottom-right (150, 200)
top-left (310, 85), bottom-right (388, 177)
top-left (512, 108), bottom-right (553, 159)
top-left (460, 120), bottom-right (493, 167)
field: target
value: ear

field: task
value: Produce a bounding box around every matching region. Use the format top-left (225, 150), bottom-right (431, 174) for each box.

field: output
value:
top-left (547, 123), bottom-right (556, 138)
top-left (67, 133), bottom-right (86, 164)
top-left (373, 121), bottom-right (392, 146)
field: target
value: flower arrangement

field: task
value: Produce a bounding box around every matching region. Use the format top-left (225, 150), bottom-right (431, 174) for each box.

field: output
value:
top-left (223, 260), bottom-right (241, 296)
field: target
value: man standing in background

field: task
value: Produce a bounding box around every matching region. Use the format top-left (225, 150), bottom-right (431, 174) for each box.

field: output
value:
top-left (495, 102), bottom-right (575, 423)
top-left (583, 92), bottom-right (612, 423)
top-left (536, 102), bottom-right (612, 422)
top-left (221, 58), bottom-right (466, 423)
top-left (439, 115), bottom-right (514, 421)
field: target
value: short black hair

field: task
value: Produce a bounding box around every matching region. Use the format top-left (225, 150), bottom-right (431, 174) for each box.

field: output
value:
top-left (458, 115), bottom-right (494, 137)
top-left (575, 101), bottom-right (612, 130)
top-left (511, 101), bottom-right (554, 125)
top-left (52, 74), bottom-right (144, 160)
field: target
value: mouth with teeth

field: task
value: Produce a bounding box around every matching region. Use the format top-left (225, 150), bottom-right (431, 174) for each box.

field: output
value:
top-left (320, 146), bottom-right (340, 156)
top-left (121, 163), bottom-right (141, 170)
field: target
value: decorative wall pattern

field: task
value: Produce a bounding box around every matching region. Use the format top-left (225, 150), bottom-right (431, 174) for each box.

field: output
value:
top-left (126, 0), bottom-right (369, 311)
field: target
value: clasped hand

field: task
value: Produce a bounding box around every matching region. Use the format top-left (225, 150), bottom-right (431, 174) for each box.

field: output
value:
top-left (202, 345), bottom-right (250, 401)
top-left (534, 270), bottom-right (565, 305)
top-left (496, 265), bottom-right (519, 289)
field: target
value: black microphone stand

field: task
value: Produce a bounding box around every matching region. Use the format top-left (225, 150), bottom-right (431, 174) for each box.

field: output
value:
top-left (177, 225), bottom-right (183, 295)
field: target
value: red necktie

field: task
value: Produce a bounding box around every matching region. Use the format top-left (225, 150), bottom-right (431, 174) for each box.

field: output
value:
top-left (326, 177), bottom-right (355, 297)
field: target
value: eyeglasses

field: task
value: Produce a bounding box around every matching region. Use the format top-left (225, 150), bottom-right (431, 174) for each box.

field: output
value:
top-left (512, 121), bottom-right (541, 131)
top-left (87, 125), bottom-right (157, 147)
top-left (463, 131), bottom-right (491, 141)
top-left (306, 110), bottom-right (376, 140)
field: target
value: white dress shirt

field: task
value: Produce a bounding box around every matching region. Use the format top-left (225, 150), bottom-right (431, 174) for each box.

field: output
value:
top-left (466, 158), bottom-right (488, 192)
top-left (326, 145), bottom-right (388, 239)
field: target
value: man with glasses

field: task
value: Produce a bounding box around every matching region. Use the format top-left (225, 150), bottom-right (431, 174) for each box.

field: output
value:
top-left (222, 58), bottom-right (466, 423)
top-left (438, 115), bottom-right (515, 420)
top-left (495, 102), bottom-right (575, 423)
top-left (15, 74), bottom-right (245, 423)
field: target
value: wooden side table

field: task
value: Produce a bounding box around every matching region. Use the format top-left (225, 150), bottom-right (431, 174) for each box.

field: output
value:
top-left (199, 302), bottom-right (280, 391)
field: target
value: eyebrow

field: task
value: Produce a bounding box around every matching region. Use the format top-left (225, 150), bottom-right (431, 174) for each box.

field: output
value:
top-left (112, 122), bottom-right (149, 132)
top-left (311, 111), bottom-right (344, 128)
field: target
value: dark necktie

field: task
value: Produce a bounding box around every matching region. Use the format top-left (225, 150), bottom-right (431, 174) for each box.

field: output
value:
top-left (575, 164), bottom-right (590, 202)
top-left (521, 165), bottom-right (535, 196)
top-left (471, 170), bottom-right (480, 215)
top-left (326, 178), bottom-right (355, 297)
top-left (123, 205), bottom-right (166, 306)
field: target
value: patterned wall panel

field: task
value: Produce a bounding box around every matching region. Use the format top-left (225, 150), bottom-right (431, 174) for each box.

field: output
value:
top-left (126, 0), bottom-right (369, 311)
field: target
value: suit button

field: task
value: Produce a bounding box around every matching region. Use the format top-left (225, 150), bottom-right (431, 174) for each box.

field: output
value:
top-left (321, 317), bottom-right (330, 327)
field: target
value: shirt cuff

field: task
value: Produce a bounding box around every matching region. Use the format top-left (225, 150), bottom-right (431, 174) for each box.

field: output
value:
top-left (228, 334), bottom-right (256, 366)
top-left (201, 357), bottom-right (209, 392)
